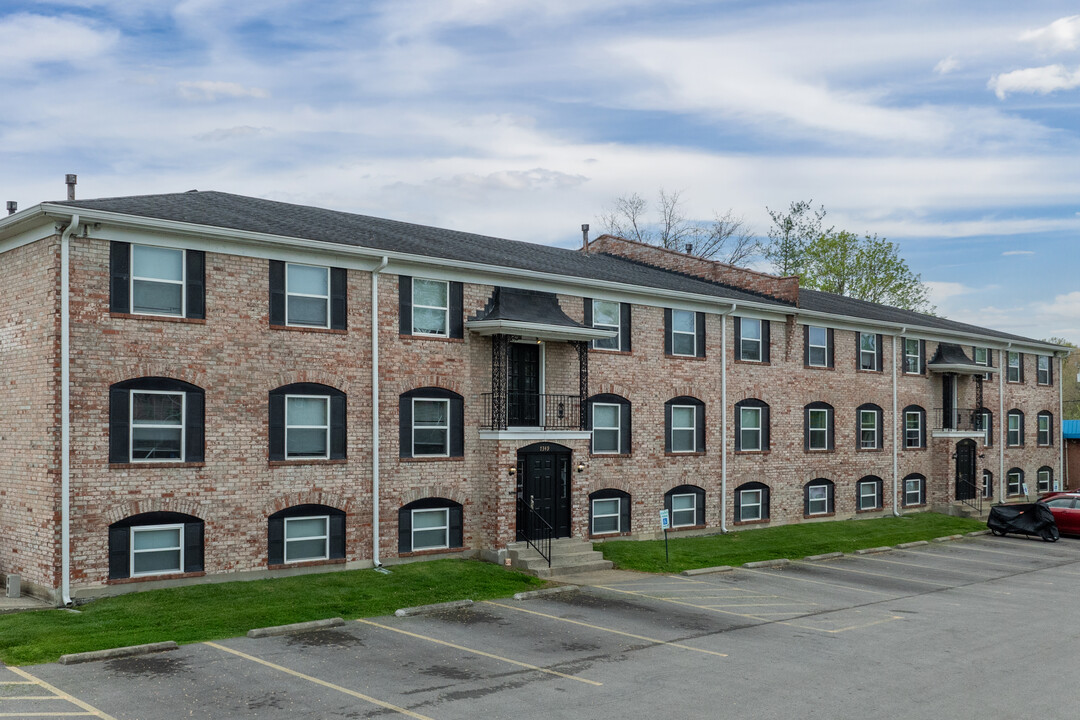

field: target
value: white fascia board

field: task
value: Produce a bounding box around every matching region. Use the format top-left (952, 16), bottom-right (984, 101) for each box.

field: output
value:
top-left (928, 364), bottom-right (999, 375)
top-left (0, 210), bottom-right (57, 254)
top-left (466, 319), bottom-right (617, 342)
top-left (728, 308), bottom-right (791, 323)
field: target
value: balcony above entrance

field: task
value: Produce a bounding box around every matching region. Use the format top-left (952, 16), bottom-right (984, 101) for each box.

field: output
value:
top-left (927, 343), bottom-right (997, 375)
top-left (466, 286), bottom-right (617, 343)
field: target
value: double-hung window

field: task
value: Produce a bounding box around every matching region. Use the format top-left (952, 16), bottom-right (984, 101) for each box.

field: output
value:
top-left (285, 263), bottom-right (330, 327)
top-left (736, 483), bottom-right (769, 522)
top-left (739, 318), bottom-right (763, 361)
top-left (1007, 469), bottom-right (1024, 496)
top-left (860, 409), bottom-right (879, 449)
top-left (670, 494), bottom-right (697, 528)
top-left (671, 310), bottom-right (697, 356)
top-left (904, 476), bottom-right (924, 506)
top-left (740, 407), bottom-right (762, 451)
top-left (592, 403), bottom-right (622, 454)
top-left (283, 516), bottom-right (330, 563)
top-left (412, 508), bottom-right (450, 551)
top-left (591, 300), bottom-right (621, 351)
top-left (413, 398), bottom-right (450, 456)
top-left (1037, 355), bottom-right (1051, 385)
top-left (131, 245), bottom-right (185, 316)
top-left (976, 410), bottom-right (992, 446)
top-left (1007, 411), bottom-right (1023, 447)
top-left (858, 478), bottom-right (882, 511)
top-left (904, 338), bottom-right (921, 374)
top-left (592, 498), bottom-right (621, 534)
top-left (974, 347), bottom-right (991, 380)
top-left (904, 406), bottom-right (925, 449)
top-left (1037, 468), bottom-right (1053, 494)
top-left (670, 406), bottom-right (697, 452)
top-left (859, 333), bottom-right (879, 371)
top-left (285, 395), bottom-right (330, 459)
top-left (807, 326), bottom-right (829, 367)
top-left (806, 481), bottom-right (832, 515)
top-left (131, 391), bottom-right (185, 461)
top-left (412, 279), bottom-right (450, 336)
top-left (806, 404), bottom-right (832, 451)
top-left (1007, 351), bottom-right (1022, 383)
top-left (1037, 412), bottom-right (1052, 446)
top-left (130, 524), bottom-right (183, 576)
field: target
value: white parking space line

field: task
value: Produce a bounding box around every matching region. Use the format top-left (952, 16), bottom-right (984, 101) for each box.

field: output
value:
top-left (3, 667), bottom-right (119, 720)
top-left (739, 567), bottom-right (894, 596)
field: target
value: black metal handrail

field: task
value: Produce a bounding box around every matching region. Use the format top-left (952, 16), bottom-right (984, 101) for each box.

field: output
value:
top-left (956, 477), bottom-right (983, 514)
top-left (934, 408), bottom-right (987, 432)
top-left (516, 497), bottom-right (553, 568)
top-left (481, 393), bottom-right (583, 431)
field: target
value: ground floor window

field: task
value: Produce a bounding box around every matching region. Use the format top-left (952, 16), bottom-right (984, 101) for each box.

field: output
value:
top-left (903, 475), bottom-right (925, 506)
top-left (858, 477), bottom-right (883, 511)
top-left (412, 508), bottom-right (450, 550)
top-left (735, 482), bottom-right (770, 522)
top-left (283, 516), bottom-right (330, 563)
top-left (589, 489), bottom-right (631, 535)
top-left (664, 485), bottom-right (705, 528)
top-left (805, 479), bottom-right (834, 515)
top-left (1037, 467), bottom-right (1053, 494)
top-left (131, 524), bottom-right (183, 576)
top-left (108, 512), bottom-right (204, 580)
top-left (268, 504), bottom-right (346, 566)
top-left (398, 498), bottom-right (463, 553)
top-left (1007, 469), bottom-right (1024, 496)
top-left (982, 470), bottom-right (993, 499)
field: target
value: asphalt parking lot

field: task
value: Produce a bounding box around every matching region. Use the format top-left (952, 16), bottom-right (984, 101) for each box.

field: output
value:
top-left (6, 534), bottom-right (1080, 719)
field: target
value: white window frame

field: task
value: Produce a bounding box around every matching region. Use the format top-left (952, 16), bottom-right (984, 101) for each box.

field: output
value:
top-left (412, 397), bottom-right (450, 457)
top-left (130, 523), bottom-right (184, 577)
top-left (859, 333), bottom-right (878, 371)
top-left (739, 318), bottom-right (762, 362)
top-left (591, 402), bottom-right (622, 454)
top-left (283, 515), bottom-right (330, 563)
top-left (670, 493), bottom-right (697, 528)
top-left (808, 408), bottom-right (829, 450)
top-left (904, 478), bottom-right (923, 506)
top-left (130, 390), bottom-right (185, 463)
top-left (904, 338), bottom-right (920, 374)
top-left (740, 406), bottom-right (762, 452)
top-left (671, 310), bottom-right (697, 357)
top-left (739, 489), bottom-right (763, 522)
top-left (858, 480), bottom-right (880, 511)
top-left (591, 498), bottom-right (622, 535)
top-left (285, 394), bottom-right (330, 460)
top-left (974, 347), bottom-right (990, 380)
top-left (1007, 412), bottom-right (1022, 447)
top-left (411, 508), bottom-right (450, 551)
top-left (1037, 414), bottom-right (1051, 446)
top-left (1007, 351), bottom-right (1021, 383)
top-left (130, 244), bottom-right (186, 317)
top-left (1037, 355), bottom-right (1051, 385)
top-left (1037, 469), bottom-right (1052, 494)
top-left (670, 404), bottom-right (697, 453)
top-left (1007, 471), bottom-right (1023, 496)
top-left (860, 409), bottom-right (878, 449)
top-left (982, 470), bottom-right (993, 498)
top-left (592, 299), bottom-right (620, 351)
top-left (807, 484), bottom-right (830, 515)
top-left (284, 262), bottom-right (330, 329)
top-left (904, 411), bottom-right (922, 449)
top-left (412, 278), bottom-right (450, 337)
top-left (977, 411), bottom-right (992, 446)
top-left (807, 326), bottom-right (828, 367)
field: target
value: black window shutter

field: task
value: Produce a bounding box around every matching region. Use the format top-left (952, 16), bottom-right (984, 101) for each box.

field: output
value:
top-left (620, 303), bottom-right (632, 352)
top-left (267, 517), bottom-right (284, 565)
top-left (663, 308), bottom-right (672, 355)
top-left (1019, 353), bottom-right (1025, 383)
top-left (664, 403), bottom-right (672, 452)
top-left (329, 394), bottom-right (347, 460)
top-left (921, 410), bottom-right (928, 448)
top-left (695, 404), bottom-right (706, 452)
top-left (269, 260), bottom-right (286, 326)
top-left (695, 312), bottom-right (706, 357)
top-left (620, 401), bottom-right (632, 454)
top-left (108, 526), bottom-right (130, 579)
top-left (449, 282), bottom-right (464, 339)
top-left (803, 325), bottom-right (810, 366)
top-left (988, 349), bottom-right (994, 369)
top-left (584, 299), bottom-right (594, 349)
top-left (183, 522), bottom-right (204, 572)
top-left (803, 485), bottom-right (811, 516)
top-left (619, 495), bottom-right (631, 533)
top-left (803, 406), bottom-right (810, 452)
top-left (828, 484), bottom-right (835, 513)
top-left (330, 267), bottom-right (347, 330)
top-left (399, 395), bottom-right (413, 458)
top-left (109, 387), bottom-right (130, 463)
top-left (827, 410), bottom-right (834, 450)
top-left (449, 504), bottom-right (463, 548)
top-left (1049, 357), bottom-right (1054, 384)
top-left (664, 492), bottom-right (672, 514)
top-left (919, 340), bottom-right (926, 374)
top-left (398, 507), bottom-right (412, 553)
top-left (695, 487), bottom-right (705, 525)
top-left (734, 316), bottom-right (741, 356)
top-left (186, 250), bottom-right (205, 320)
top-left (762, 488), bottom-right (770, 519)
top-left (586, 400), bottom-right (594, 452)
top-left (855, 332), bottom-right (862, 366)
top-left (761, 320), bottom-right (770, 363)
top-left (185, 390), bottom-right (205, 463)
top-left (734, 403), bottom-right (743, 451)
top-left (876, 334), bottom-right (883, 371)
top-left (734, 489), bottom-right (742, 519)
top-left (268, 393), bottom-right (286, 461)
top-left (398, 276), bottom-right (413, 335)
top-left (328, 514), bottom-right (346, 559)
top-left (827, 328), bottom-right (835, 368)
top-left (762, 405), bottom-right (771, 451)
top-left (877, 408), bottom-right (884, 449)
top-left (1020, 413), bottom-right (1025, 445)
top-left (449, 396), bottom-right (464, 457)
top-left (109, 241), bottom-right (130, 313)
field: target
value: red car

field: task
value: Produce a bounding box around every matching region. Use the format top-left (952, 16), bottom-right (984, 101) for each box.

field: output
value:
top-left (1037, 493), bottom-right (1080, 536)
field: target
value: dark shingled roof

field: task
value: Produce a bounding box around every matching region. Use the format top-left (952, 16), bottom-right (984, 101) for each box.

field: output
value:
top-left (471, 287), bottom-right (586, 328)
top-left (50, 190), bottom-right (1051, 347)
top-left (927, 343), bottom-right (980, 368)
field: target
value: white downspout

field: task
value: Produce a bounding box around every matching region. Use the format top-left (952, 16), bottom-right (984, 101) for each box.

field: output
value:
top-left (892, 331), bottom-right (903, 516)
top-left (1000, 343), bottom-right (1008, 500)
top-left (371, 256), bottom-right (389, 567)
top-left (720, 304), bottom-right (735, 532)
top-left (60, 214), bottom-right (79, 606)
top-left (1059, 354), bottom-right (1065, 491)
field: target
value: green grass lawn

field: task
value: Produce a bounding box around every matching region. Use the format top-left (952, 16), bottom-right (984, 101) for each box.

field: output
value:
top-left (597, 513), bottom-right (986, 574)
top-left (0, 559), bottom-right (544, 666)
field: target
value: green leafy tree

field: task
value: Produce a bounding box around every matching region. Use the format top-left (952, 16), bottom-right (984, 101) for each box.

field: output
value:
top-left (801, 230), bottom-right (934, 312)
top-left (764, 200), bottom-right (828, 276)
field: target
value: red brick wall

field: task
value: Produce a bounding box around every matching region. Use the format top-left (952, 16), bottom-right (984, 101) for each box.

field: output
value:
top-left (0, 237), bottom-right (61, 598)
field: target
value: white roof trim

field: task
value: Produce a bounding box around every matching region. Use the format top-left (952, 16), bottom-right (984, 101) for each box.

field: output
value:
top-left (466, 319), bottom-right (617, 342)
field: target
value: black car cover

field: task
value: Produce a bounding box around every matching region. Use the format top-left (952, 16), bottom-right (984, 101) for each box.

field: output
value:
top-left (987, 503), bottom-right (1057, 536)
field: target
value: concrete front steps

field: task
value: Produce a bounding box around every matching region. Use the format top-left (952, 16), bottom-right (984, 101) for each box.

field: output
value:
top-left (507, 537), bottom-right (613, 578)
top-left (935, 501), bottom-right (992, 519)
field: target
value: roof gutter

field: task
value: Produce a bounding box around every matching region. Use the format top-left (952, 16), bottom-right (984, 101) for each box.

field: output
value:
top-left (371, 256), bottom-right (389, 568)
top-left (60, 214), bottom-right (79, 606)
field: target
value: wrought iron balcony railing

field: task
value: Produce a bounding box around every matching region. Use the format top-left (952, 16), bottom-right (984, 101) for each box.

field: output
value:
top-left (934, 408), bottom-right (988, 433)
top-left (480, 392), bottom-right (583, 431)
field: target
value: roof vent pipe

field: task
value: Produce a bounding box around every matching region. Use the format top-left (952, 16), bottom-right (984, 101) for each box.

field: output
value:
top-left (685, 243), bottom-right (693, 254)
top-left (5, 201), bottom-right (15, 216)
top-left (66, 174), bottom-right (77, 201)
top-left (581, 224), bottom-right (589, 253)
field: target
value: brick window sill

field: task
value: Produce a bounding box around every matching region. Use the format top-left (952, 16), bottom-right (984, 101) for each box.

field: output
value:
top-left (589, 349), bottom-right (631, 356)
top-left (856, 507), bottom-right (883, 514)
top-left (400, 456), bottom-right (465, 463)
top-left (903, 503), bottom-right (928, 509)
top-left (733, 518), bottom-right (769, 526)
top-left (734, 450), bottom-right (770, 456)
top-left (665, 354), bottom-right (706, 361)
top-left (805, 448), bottom-right (835, 454)
top-left (107, 571), bottom-right (206, 585)
top-left (665, 451), bottom-right (706, 457)
top-left (398, 334), bottom-right (465, 344)
top-left (857, 369), bottom-right (883, 375)
top-left (590, 453), bottom-right (632, 459)
top-left (269, 458), bottom-right (347, 467)
top-left (109, 312), bottom-right (206, 325)
top-left (804, 364), bottom-right (835, 371)
top-left (903, 447), bottom-right (927, 452)
top-left (110, 462), bottom-right (205, 470)
top-left (269, 558), bottom-right (346, 571)
top-left (399, 546), bottom-right (466, 558)
top-left (667, 524), bottom-right (706, 533)
top-left (735, 358), bottom-right (771, 366)
top-left (270, 324), bottom-right (347, 335)
top-left (857, 448), bottom-right (884, 453)
top-left (589, 531), bottom-right (631, 540)
top-left (804, 512), bottom-right (836, 519)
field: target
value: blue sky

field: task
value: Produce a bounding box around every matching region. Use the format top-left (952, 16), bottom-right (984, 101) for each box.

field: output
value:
top-left (2, 0), bottom-right (1079, 343)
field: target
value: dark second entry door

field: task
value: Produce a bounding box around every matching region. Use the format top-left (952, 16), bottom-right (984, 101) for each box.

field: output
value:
top-left (517, 445), bottom-right (571, 540)
top-left (955, 439), bottom-right (976, 501)
top-left (508, 343), bottom-right (540, 427)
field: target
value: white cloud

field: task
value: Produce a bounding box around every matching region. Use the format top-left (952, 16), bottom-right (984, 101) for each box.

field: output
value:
top-left (925, 281), bottom-right (977, 304)
top-left (989, 64), bottom-right (1080, 99)
top-left (0, 13), bottom-right (118, 74)
top-left (934, 55), bottom-right (960, 75)
top-left (177, 81), bottom-right (270, 101)
top-left (1036, 291), bottom-right (1080, 319)
top-left (194, 126), bottom-right (273, 142)
top-left (1001, 250), bottom-right (1034, 256)
top-left (1020, 15), bottom-right (1080, 53)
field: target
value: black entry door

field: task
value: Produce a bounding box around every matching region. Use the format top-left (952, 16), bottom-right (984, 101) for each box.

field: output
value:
top-left (955, 439), bottom-right (976, 500)
top-left (508, 343), bottom-right (540, 426)
top-left (517, 449), bottom-right (571, 539)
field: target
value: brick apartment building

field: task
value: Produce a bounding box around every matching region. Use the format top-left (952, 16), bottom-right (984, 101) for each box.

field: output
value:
top-left (0, 189), bottom-right (1067, 604)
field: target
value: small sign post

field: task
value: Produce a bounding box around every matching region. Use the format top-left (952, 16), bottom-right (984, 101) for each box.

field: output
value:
top-left (659, 509), bottom-right (670, 564)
